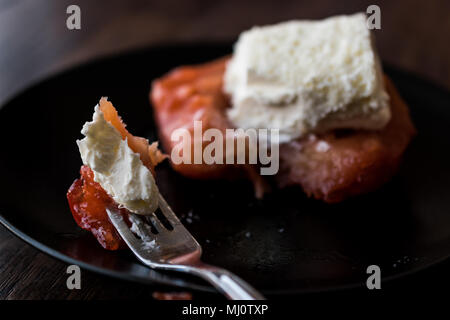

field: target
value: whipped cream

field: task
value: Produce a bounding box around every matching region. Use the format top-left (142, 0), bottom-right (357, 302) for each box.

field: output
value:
top-left (77, 105), bottom-right (159, 215)
top-left (224, 13), bottom-right (390, 143)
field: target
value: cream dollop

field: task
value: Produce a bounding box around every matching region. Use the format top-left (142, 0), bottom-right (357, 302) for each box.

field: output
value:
top-left (77, 105), bottom-right (159, 215)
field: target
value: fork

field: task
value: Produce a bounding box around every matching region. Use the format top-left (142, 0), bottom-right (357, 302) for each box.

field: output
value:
top-left (106, 194), bottom-right (265, 300)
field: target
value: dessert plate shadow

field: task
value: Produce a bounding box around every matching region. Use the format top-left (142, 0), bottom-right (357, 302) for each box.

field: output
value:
top-left (1, 44), bottom-right (450, 295)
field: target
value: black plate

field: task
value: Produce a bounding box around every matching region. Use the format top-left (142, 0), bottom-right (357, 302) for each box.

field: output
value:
top-left (1, 44), bottom-right (450, 295)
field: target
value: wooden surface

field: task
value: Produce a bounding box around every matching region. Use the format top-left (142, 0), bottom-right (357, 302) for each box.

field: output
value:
top-left (0, 224), bottom-right (160, 299)
top-left (1, 0), bottom-right (449, 300)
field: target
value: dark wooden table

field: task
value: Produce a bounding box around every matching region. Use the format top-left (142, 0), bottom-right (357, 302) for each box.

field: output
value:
top-left (1, 0), bottom-right (449, 300)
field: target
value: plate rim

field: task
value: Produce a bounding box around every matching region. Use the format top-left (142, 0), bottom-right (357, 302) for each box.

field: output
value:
top-left (3, 212), bottom-right (450, 295)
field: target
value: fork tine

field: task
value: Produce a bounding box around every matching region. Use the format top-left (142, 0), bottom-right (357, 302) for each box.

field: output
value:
top-left (106, 207), bottom-right (146, 248)
top-left (128, 213), bottom-right (157, 241)
top-left (145, 214), bottom-right (165, 233)
top-left (157, 194), bottom-right (183, 227)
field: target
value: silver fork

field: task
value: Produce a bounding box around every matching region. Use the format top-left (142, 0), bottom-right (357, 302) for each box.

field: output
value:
top-left (106, 194), bottom-right (265, 300)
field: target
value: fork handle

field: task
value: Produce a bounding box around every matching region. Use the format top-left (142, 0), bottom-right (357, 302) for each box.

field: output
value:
top-left (190, 263), bottom-right (265, 300)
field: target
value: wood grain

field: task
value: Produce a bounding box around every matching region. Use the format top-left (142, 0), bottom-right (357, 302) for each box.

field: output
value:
top-left (0, 224), bottom-right (219, 300)
top-left (0, 0), bottom-right (449, 300)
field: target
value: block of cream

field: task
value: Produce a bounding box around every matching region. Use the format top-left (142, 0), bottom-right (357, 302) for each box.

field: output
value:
top-left (224, 13), bottom-right (390, 143)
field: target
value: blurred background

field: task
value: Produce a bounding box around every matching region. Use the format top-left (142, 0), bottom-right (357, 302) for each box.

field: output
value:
top-left (1, 0), bottom-right (449, 106)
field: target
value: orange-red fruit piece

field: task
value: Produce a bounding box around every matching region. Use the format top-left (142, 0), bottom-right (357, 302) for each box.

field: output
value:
top-left (67, 165), bottom-right (129, 250)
